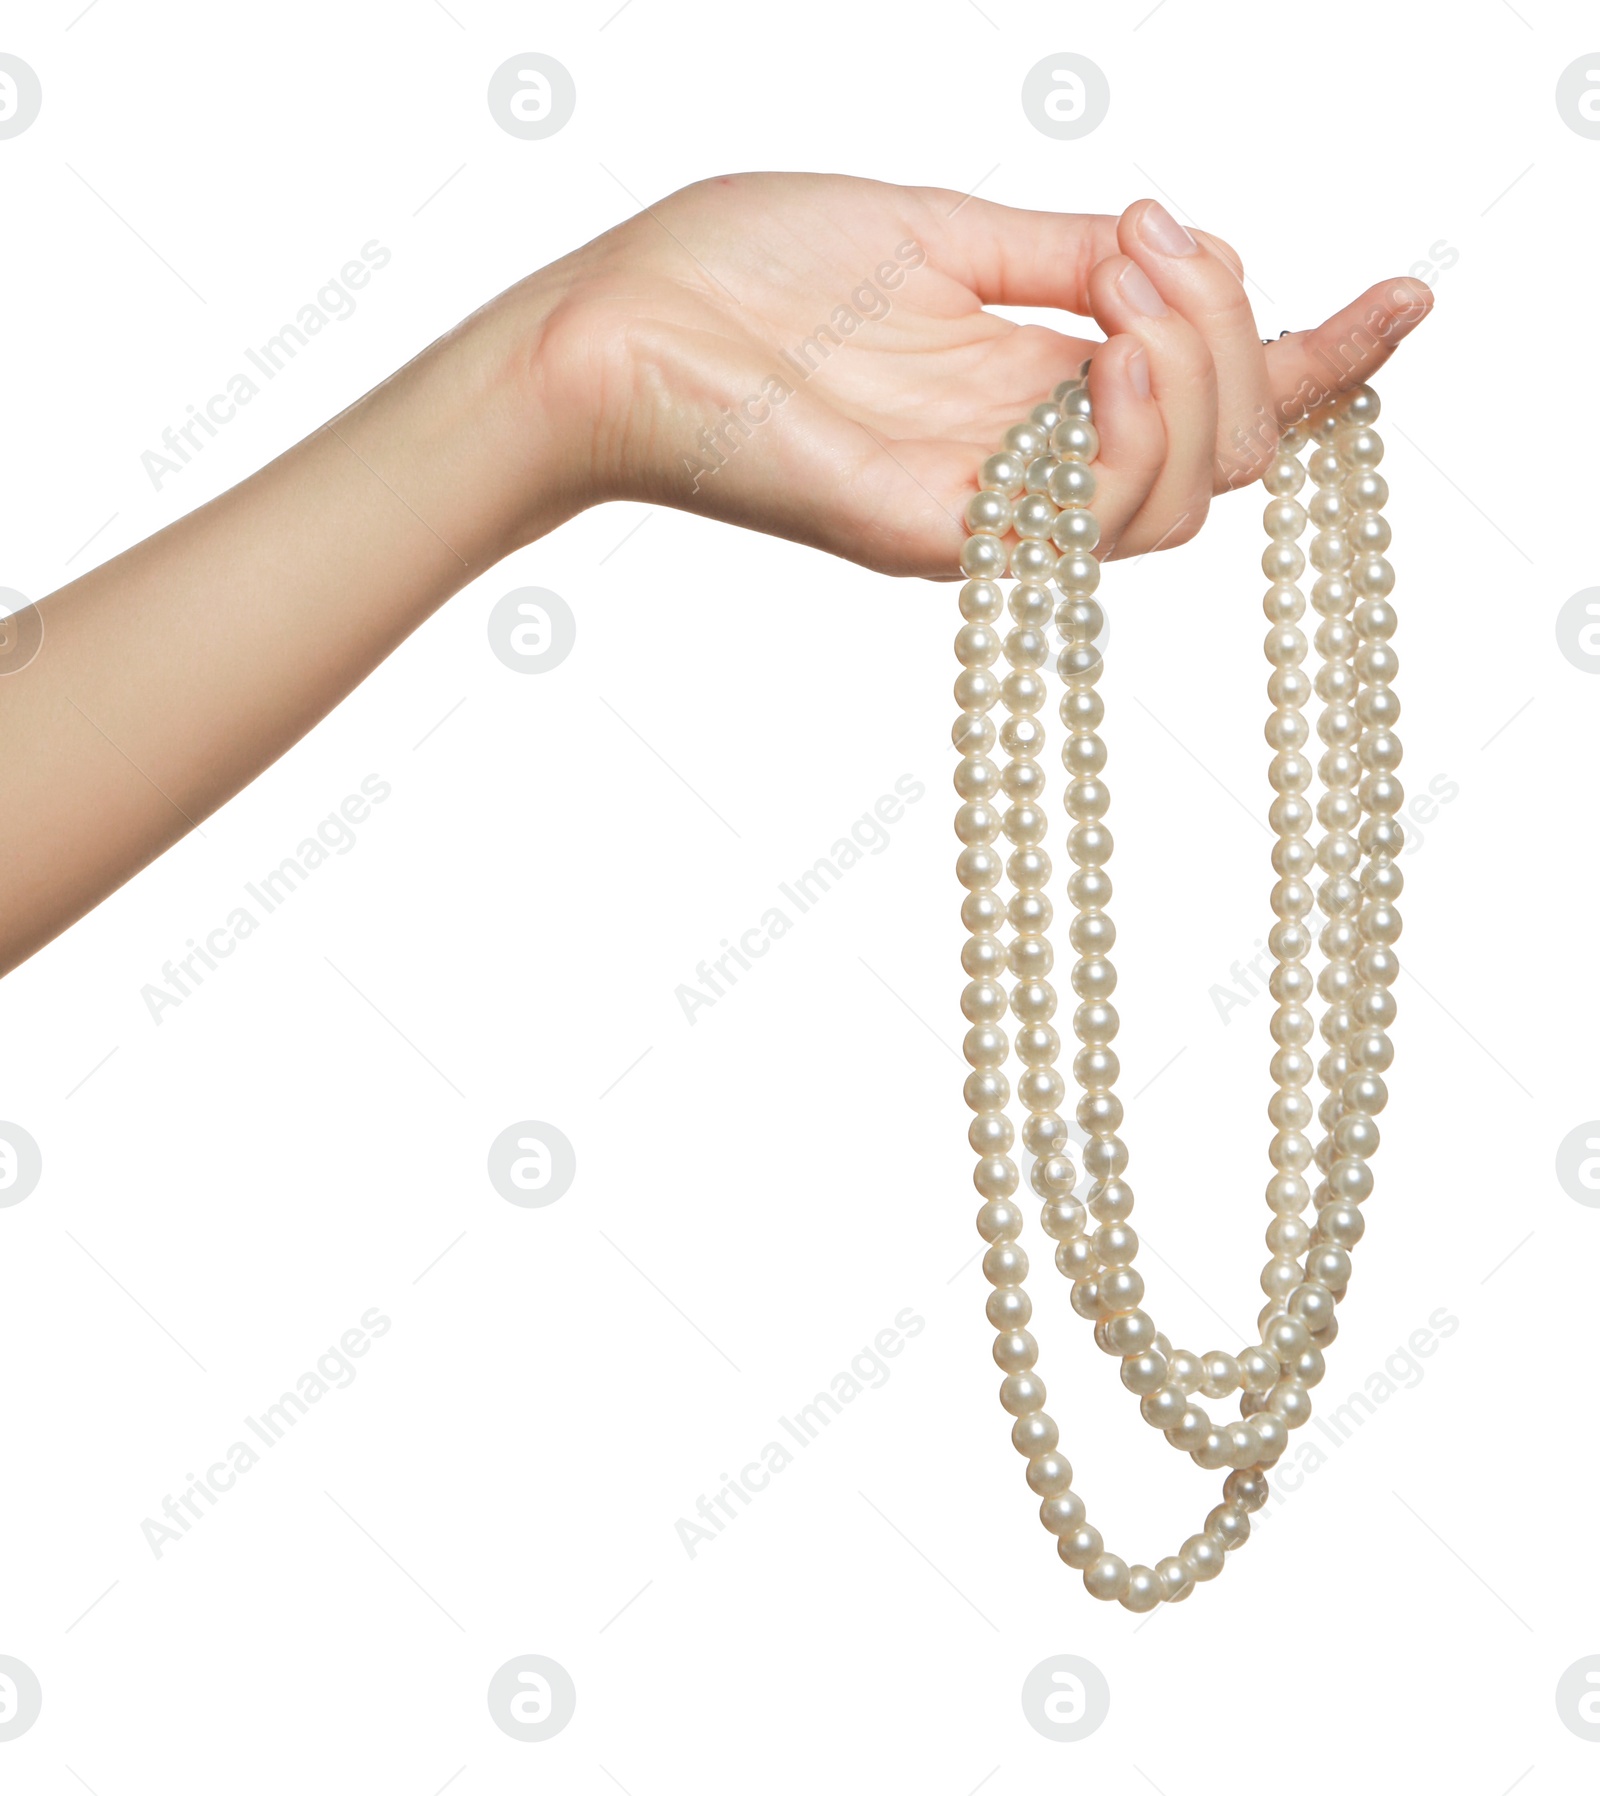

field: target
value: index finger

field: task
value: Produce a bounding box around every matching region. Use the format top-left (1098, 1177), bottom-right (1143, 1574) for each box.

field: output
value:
top-left (917, 190), bottom-right (1241, 315)
top-left (1267, 277), bottom-right (1433, 425)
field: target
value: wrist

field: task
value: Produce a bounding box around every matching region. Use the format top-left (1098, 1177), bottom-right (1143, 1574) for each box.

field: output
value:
top-left (340, 272), bottom-right (597, 573)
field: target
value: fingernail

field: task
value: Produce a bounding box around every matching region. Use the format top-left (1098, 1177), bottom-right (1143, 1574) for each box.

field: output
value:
top-left (1140, 201), bottom-right (1198, 257)
top-left (1117, 261), bottom-right (1168, 318)
top-left (1127, 346), bottom-right (1151, 399)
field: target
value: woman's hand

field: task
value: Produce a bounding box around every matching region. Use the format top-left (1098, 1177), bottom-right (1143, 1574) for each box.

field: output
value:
top-left (504, 173), bottom-right (1433, 577)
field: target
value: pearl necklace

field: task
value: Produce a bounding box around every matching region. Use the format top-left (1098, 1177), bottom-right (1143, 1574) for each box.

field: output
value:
top-left (955, 373), bottom-right (1400, 1609)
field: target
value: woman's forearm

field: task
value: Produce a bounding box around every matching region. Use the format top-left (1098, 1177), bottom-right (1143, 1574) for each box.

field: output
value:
top-left (0, 279), bottom-right (576, 976)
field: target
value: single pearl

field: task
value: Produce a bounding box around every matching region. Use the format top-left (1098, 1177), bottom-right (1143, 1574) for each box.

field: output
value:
top-left (1121, 1349), bottom-right (1168, 1395)
top-left (1039, 1491), bottom-right (1086, 1534)
top-left (964, 490), bottom-right (1013, 534)
top-left (979, 451), bottom-right (1026, 495)
top-left (1047, 460), bottom-right (1097, 508)
top-left (1179, 1533), bottom-right (1224, 1582)
top-left (1051, 417), bottom-right (1099, 460)
top-left (1054, 552), bottom-right (1101, 596)
top-left (1056, 1524), bottom-right (1103, 1569)
top-left (1119, 1564), bottom-right (1162, 1612)
top-left (1011, 1411), bottom-right (1058, 1456)
top-left (1009, 539), bottom-right (1056, 582)
top-left (1027, 1451), bottom-right (1073, 1496)
top-left (976, 1199), bottom-right (1024, 1241)
top-left (968, 1114), bottom-right (1014, 1157)
top-left (963, 1068), bottom-right (1008, 1113)
top-left (1335, 424), bottom-right (1383, 469)
top-left (1012, 492), bottom-right (1057, 540)
top-left (1049, 507), bottom-right (1101, 553)
top-left (959, 578), bottom-right (1005, 621)
top-left (952, 713), bottom-right (995, 755)
top-left (1223, 1468), bottom-right (1270, 1513)
top-left (1206, 1502), bottom-right (1251, 1550)
top-left (986, 1285), bottom-right (1030, 1328)
top-left (1155, 1556), bottom-right (1194, 1602)
top-left (1107, 1310), bottom-right (1156, 1355)
top-left (1341, 385), bottom-right (1381, 426)
top-left (1009, 582), bottom-right (1055, 627)
top-left (1140, 1386), bottom-right (1185, 1428)
top-left (954, 755), bottom-right (1001, 800)
top-left (1003, 422), bottom-right (1048, 458)
top-left (1083, 1552), bottom-right (1130, 1601)
top-left (1000, 1372), bottom-right (1047, 1415)
top-left (1200, 1352), bottom-right (1240, 1398)
top-left (960, 533), bottom-right (1007, 579)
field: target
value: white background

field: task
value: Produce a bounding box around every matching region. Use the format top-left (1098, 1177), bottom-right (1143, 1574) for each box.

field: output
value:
top-left (1, 0), bottom-right (1594, 1789)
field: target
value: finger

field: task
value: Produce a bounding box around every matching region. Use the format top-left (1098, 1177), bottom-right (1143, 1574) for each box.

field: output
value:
top-left (917, 186), bottom-right (1247, 313)
top-left (1087, 253), bottom-right (1216, 558)
top-left (916, 193), bottom-right (1125, 314)
top-left (1116, 198), bottom-right (1278, 490)
top-left (1197, 229), bottom-right (1244, 281)
top-left (1083, 335), bottom-right (1162, 559)
top-left (1267, 277), bottom-right (1433, 423)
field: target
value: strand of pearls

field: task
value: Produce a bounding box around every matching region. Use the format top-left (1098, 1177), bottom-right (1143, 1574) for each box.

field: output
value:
top-left (954, 372), bottom-right (1401, 1609)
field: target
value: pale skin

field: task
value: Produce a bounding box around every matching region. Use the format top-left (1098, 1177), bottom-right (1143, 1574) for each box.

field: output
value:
top-left (0, 173), bottom-right (1432, 977)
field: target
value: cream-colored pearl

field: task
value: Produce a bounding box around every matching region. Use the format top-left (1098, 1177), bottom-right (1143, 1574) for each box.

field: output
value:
top-left (960, 533), bottom-right (1007, 579)
top-left (1155, 1556), bottom-right (1194, 1602)
top-left (965, 490), bottom-right (1012, 534)
top-left (1083, 1552), bottom-right (1130, 1601)
top-left (979, 451), bottom-right (1026, 495)
top-left (1179, 1534), bottom-right (1224, 1582)
top-left (1056, 1525), bottom-right (1102, 1569)
top-left (1119, 1564), bottom-right (1162, 1612)
top-left (1027, 1451), bottom-right (1073, 1496)
top-left (1039, 1491), bottom-right (1086, 1534)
